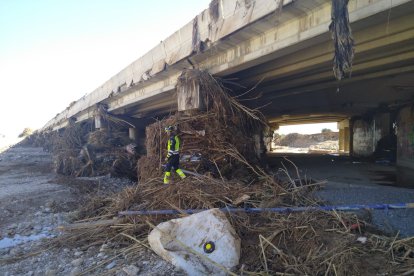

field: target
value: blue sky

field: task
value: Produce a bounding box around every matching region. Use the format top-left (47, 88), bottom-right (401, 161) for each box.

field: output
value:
top-left (0, 0), bottom-right (210, 138)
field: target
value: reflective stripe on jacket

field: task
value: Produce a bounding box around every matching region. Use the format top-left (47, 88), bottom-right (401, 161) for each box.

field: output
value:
top-left (167, 135), bottom-right (180, 157)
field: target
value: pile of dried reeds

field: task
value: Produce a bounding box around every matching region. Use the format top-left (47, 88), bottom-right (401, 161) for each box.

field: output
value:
top-left (138, 69), bottom-right (266, 182)
top-left (23, 116), bottom-right (139, 179)
top-left (59, 169), bottom-right (413, 275)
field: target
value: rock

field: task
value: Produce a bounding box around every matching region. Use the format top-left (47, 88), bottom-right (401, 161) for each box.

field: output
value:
top-left (106, 261), bottom-right (116, 270)
top-left (100, 244), bottom-right (109, 252)
top-left (9, 247), bottom-right (21, 256)
top-left (69, 267), bottom-right (81, 276)
top-left (97, 252), bottom-right (106, 258)
top-left (45, 269), bottom-right (57, 276)
top-left (8, 223), bottom-right (18, 229)
top-left (122, 265), bottom-right (140, 276)
top-left (34, 225), bottom-right (42, 231)
top-left (44, 226), bottom-right (52, 231)
top-left (26, 271), bottom-right (34, 276)
top-left (74, 251), bottom-right (83, 257)
top-left (357, 236), bottom-right (368, 244)
top-left (148, 208), bottom-right (240, 276)
top-left (71, 258), bottom-right (83, 266)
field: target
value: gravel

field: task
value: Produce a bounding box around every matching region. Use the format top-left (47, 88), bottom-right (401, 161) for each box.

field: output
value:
top-left (0, 146), bottom-right (184, 276)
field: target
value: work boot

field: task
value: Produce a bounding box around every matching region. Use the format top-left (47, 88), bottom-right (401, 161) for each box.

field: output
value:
top-left (176, 169), bottom-right (186, 179)
top-left (164, 171), bottom-right (171, 184)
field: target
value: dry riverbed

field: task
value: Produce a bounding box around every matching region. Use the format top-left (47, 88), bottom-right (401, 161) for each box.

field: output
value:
top-left (0, 146), bottom-right (181, 276)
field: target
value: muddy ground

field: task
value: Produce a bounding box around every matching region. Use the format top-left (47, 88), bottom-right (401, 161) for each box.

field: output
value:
top-left (0, 146), bottom-right (182, 276)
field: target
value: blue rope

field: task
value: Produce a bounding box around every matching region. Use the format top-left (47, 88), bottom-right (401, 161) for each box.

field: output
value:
top-left (118, 203), bottom-right (414, 216)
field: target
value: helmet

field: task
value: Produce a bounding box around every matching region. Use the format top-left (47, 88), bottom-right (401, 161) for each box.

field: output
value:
top-left (164, 126), bottom-right (174, 132)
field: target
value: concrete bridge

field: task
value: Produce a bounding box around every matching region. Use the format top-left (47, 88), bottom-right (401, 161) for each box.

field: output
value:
top-left (43, 0), bottom-right (414, 185)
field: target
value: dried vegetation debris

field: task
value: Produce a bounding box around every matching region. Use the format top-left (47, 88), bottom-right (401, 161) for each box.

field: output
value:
top-left (24, 114), bottom-right (139, 180)
top-left (139, 69), bottom-right (265, 182)
top-left (19, 69), bottom-right (414, 275)
top-left (59, 172), bottom-right (414, 275)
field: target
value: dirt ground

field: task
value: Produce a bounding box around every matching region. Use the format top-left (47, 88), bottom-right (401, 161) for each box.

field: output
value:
top-left (0, 146), bottom-right (182, 276)
top-left (273, 132), bottom-right (339, 154)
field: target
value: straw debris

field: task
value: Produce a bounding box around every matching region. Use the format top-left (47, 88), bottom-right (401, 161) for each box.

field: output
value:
top-left (20, 69), bottom-right (413, 275)
top-left (139, 69), bottom-right (266, 182)
top-left (25, 113), bottom-right (139, 180)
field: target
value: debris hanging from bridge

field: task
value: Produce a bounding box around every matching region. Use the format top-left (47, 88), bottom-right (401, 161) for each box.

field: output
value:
top-left (329, 0), bottom-right (355, 80)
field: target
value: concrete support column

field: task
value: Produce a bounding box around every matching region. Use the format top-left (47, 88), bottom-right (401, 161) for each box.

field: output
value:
top-left (344, 127), bottom-right (350, 152)
top-left (349, 120), bottom-right (354, 155)
top-left (129, 128), bottom-right (138, 142)
top-left (396, 106), bottom-right (414, 187)
top-left (338, 129), bottom-right (345, 152)
top-left (269, 123), bottom-right (279, 152)
top-left (338, 119), bottom-right (350, 153)
top-left (94, 115), bottom-right (105, 129)
top-left (177, 82), bottom-right (203, 112)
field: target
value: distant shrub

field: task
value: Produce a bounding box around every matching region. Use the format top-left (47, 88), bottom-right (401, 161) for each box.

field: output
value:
top-left (321, 128), bottom-right (332, 133)
top-left (18, 128), bottom-right (34, 138)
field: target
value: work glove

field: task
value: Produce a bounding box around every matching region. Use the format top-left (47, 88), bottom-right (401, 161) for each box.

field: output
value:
top-left (164, 156), bottom-right (169, 162)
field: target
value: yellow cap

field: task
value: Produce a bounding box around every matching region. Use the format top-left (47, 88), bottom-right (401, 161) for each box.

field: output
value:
top-left (205, 243), bottom-right (212, 250)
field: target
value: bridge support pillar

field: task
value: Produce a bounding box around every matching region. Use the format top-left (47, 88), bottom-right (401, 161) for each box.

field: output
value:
top-left (338, 119), bottom-right (350, 154)
top-left (264, 123), bottom-right (279, 152)
top-left (129, 128), bottom-right (137, 142)
top-left (396, 106), bottom-right (414, 187)
top-left (177, 83), bottom-right (202, 112)
top-left (94, 115), bottom-right (106, 129)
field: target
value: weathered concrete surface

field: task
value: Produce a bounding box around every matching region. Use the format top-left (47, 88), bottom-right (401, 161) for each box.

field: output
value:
top-left (352, 113), bottom-right (391, 157)
top-left (353, 120), bottom-right (376, 157)
top-left (396, 106), bottom-right (414, 187)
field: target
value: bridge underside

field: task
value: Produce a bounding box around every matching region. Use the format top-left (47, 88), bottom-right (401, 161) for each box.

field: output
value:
top-left (45, 0), bottom-right (414, 186)
top-left (117, 1), bottom-right (414, 126)
top-left (231, 11), bottom-right (414, 126)
top-left (122, 3), bottom-right (414, 185)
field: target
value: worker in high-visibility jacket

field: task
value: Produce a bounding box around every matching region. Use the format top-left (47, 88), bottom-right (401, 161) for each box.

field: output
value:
top-left (164, 126), bottom-right (186, 184)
